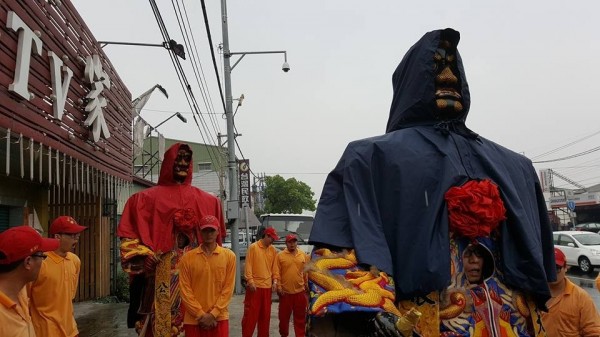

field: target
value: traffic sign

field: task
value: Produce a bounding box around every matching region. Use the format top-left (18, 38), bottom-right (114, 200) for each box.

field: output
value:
top-left (567, 200), bottom-right (576, 211)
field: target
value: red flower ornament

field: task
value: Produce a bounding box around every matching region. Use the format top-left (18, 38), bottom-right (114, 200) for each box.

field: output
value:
top-left (172, 208), bottom-right (199, 232)
top-left (445, 179), bottom-right (507, 240)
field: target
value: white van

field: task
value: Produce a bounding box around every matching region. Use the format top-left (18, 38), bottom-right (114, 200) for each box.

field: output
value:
top-left (258, 213), bottom-right (314, 254)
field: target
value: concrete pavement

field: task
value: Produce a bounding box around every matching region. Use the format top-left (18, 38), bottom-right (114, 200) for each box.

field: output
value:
top-left (75, 275), bottom-right (600, 337)
top-left (75, 293), bottom-right (282, 337)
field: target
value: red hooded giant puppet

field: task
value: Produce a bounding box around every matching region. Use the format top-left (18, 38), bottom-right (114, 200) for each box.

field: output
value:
top-left (118, 143), bottom-right (226, 337)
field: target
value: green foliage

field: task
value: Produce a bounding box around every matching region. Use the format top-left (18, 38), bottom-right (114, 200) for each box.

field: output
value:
top-left (263, 175), bottom-right (316, 214)
top-left (113, 270), bottom-right (130, 303)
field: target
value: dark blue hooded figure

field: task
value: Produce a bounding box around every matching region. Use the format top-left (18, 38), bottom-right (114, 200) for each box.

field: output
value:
top-left (309, 28), bottom-right (555, 307)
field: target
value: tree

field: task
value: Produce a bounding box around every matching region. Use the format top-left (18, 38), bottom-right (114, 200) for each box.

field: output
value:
top-left (261, 175), bottom-right (316, 214)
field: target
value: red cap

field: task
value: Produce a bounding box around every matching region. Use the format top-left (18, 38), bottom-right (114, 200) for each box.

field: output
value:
top-left (49, 216), bottom-right (87, 236)
top-left (0, 226), bottom-right (60, 264)
top-left (554, 247), bottom-right (566, 267)
top-left (199, 215), bottom-right (220, 231)
top-left (263, 227), bottom-right (280, 240)
top-left (285, 234), bottom-right (298, 242)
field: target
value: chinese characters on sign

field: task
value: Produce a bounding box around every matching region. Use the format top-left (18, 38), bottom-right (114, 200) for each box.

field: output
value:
top-left (238, 159), bottom-right (252, 208)
top-left (6, 11), bottom-right (111, 143)
top-left (84, 55), bottom-right (111, 142)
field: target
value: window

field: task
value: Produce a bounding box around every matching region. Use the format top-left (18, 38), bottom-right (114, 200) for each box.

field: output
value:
top-left (198, 162), bottom-right (212, 171)
top-left (558, 235), bottom-right (576, 247)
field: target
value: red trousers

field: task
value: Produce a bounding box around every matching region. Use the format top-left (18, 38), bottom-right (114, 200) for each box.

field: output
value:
top-left (242, 287), bottom-right (272, 337)
top-left (278, 292), bottom-right (308, 337)
top-left (184, 321), bottom-right (229, 337)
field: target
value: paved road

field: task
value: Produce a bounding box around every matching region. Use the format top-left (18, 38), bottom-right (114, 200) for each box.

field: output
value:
top-left (75, 293), bottom-right (280, 337)
top-left (75, 271), bottom-right (599, 337)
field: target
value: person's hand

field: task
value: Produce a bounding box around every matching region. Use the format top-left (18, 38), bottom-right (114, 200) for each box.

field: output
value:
top-left (127, 255), bottom-right (145, 274)
top-left (271, 281), bottom-right (278, 293)
top-left (247, 283), bottom-right (256, 292)
top-left (143, 255), bottom-right (160, 274)
top-left (199, 313), bottom-right (217, 329)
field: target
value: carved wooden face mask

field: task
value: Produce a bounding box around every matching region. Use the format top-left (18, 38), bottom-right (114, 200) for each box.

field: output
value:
top-left (434, 40), bottom-right (464, 119)
top-left (173, 148), bottom-right (192, 183)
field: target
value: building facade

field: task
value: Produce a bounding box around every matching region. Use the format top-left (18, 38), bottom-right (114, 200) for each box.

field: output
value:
top-left (0, 0), bottom-right (133, 300)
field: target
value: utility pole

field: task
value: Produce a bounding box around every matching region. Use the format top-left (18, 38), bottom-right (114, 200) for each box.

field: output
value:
top-left (220, 0), bottom-right (242, 294)
top-left (217, 133), bottom-right (227, 201)
top-left (220, 0), bottom-right (289, 294)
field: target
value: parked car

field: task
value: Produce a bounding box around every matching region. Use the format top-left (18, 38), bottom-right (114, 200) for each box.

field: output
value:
top-left (574, 222), bottom-right (600, 233)
top-left (553, 231), bottom-right (600, 273)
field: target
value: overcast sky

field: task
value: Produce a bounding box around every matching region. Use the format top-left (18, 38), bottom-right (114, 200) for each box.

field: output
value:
top-left (76, 0), bottom-right (600, 200)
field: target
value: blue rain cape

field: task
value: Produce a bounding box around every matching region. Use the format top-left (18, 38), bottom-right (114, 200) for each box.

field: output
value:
top-left (309, 28), bottom-right (555, 306)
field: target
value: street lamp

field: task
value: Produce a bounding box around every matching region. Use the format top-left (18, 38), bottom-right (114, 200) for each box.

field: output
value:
top-left (152, 112), bottom-right (187, 130)
top-left (98, 39), bottom-right (186, 60)
top-left (220, 0), bottom-right (290, 294)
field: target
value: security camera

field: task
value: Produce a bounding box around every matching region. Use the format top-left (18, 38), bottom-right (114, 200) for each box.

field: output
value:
top-left (282, 62), bottom-right (290, 72)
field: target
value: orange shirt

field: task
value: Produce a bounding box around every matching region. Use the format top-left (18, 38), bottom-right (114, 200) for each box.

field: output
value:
top-left (28, 251), bottom-right (80, 337)
top-left (541, 278), bottom-right (600, 336)
top-left (0, 288), bottom-right (36, 337)
top-left (178, 245), bottom-right (236, 324)
top-left (244, 240), bottom-right (280, 289)
top-left (277, 248), bottom-right (309, 294)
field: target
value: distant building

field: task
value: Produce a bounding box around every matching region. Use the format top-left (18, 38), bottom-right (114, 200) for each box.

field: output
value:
top-left (546, 183), bottom-right (600, 225)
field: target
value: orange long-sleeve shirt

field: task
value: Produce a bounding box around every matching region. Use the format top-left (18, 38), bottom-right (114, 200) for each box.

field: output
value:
top-left (244, 240), bottom-right (279, 289)
top-left (541, 278), bottom-right (600, 336)
top-left (277, 249), bottom-right (309, 294)
top-left (29, 251), bottom-right (80, 337)
top-left (0, 288), bottom-right (36, 337)
top-left (178, 245), bottom-right (236, 324)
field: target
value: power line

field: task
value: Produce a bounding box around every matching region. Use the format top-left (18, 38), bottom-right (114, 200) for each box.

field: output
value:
top-left (148, 0), bottom-right (222, 173)
top-left (142, 108), bottom-right (222, 115)
top-left (171, 0), bottom-right (221, 137)
top-left (199, 0), bottom-right (226, 114)
top-left (264, 172), bottom-right (329, 175)
top-left (531, 129), bottom-right (600, 160)
top-left (532, 145), bottom-right (600, 163)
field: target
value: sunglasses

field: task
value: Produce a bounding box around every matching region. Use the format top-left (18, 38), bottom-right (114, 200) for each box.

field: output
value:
top-left (30, 253), bottom-right (48, 260)
top-left (556, 265), bottom-right (564, 272)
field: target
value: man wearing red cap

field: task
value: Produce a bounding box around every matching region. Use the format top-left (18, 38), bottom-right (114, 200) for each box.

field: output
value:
top-left (178, 215), bottom-right (236, 337)
top-left (276, 234), bottom-right (309, 337)
top-left (28, 215), bottom-right (87, 337)
top-left (118, 143), bottom-right (226, 337)
top-left (0, 226), bottom-right (60, 337)
top-left (242, 226), bottom-right (280, 337)
top-left (541, 247), bottom-right (600, 336)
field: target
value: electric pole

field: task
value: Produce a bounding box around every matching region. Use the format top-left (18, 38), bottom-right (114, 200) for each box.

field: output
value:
top-left (220, 0), bottom-right (243, 294)
top-left (220, 0), bottom-right (289, 294)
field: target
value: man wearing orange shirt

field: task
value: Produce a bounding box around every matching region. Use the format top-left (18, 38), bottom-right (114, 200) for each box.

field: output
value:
top-left (276, 235), bottom-right (309, 337)
top-left (0, 226), bottom-right (59, 337)
top-left (29, 216), bottom-right (87, 337)
top-left (242, 227), bottom-right (280, 337)
top-left (179, 215), bottom-right (236, 337)
top-left (541, 247), bottom-right (600, 336)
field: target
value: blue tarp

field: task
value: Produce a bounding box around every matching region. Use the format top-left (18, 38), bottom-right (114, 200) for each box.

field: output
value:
top-left (309, 28), bottom-right (555, 307)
